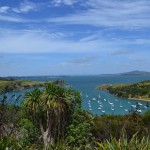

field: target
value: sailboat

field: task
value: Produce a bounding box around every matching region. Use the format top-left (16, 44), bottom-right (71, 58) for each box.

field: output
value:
top-left (131, 105), bottom-right (136, 108)
top-left (85, 93), bottom-right (88, 98)
top-left (102, 109), bottom-right (105, 113)
top-left (120, 102), bottom-right (123, 108)
top-left (137, 102), bottom-right (142, 106)
top-left (92, 97), bottom-right (96, 101)
top-left (137, 109), bottom-right (142, 113)
top-left (111, 107), bottom-right (114, 111)
top-left (108, 99), bottom-right (113, 105)
top-left (98, 94), bottom-right (101, 98)
top-left (104, 98), bottom-right (106, 101)
top-left (98, 107), bottom-right (101, 110)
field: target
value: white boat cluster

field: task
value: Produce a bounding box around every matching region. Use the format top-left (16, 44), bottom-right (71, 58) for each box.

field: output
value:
top-left (85, 93), bottom-right (149, 114)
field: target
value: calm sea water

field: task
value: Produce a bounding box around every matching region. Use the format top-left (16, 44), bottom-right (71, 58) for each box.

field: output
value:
top-left (6, 75), bottom-right (150, 115)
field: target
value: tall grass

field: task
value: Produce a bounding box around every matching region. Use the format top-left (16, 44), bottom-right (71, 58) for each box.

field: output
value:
top-left (95, 133), bottom-right (150, 150)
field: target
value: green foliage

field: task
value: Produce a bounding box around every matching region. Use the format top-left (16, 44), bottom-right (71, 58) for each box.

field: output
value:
top-left (17, 118), bottom-right (41, 147)
top-left (95, 133), bottom-right (150, 150)
top-left (97, 80), bottom-right (150, 100)
top-left (66, 109), bottom-right (93, 148)
top-left (23, 82), bottom-right (84, 148)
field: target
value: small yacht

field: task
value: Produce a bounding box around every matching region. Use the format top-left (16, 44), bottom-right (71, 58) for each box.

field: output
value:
top-left (92, 97), bottom-right (96, 100)
top-left (86, 93), bottom-right (88, 98)
top-left (111, 107), bottom-right (114, 111)
top-left (137, 109), bottom-right (142, 113)
top-left (104, 98), bottom-right (106, 101)
top-left (131, 105), bottom-right (136, 108)
top-left (128, 102), bottom-right (131, 104)
top-left (125, 109), bottom-right (128, 112)
top-left (108, 98), bottom-right (113, 105)
top-left (102, 109), bottom-right (105, 113)
top-left (120, 102), bottom-right (123, 108)
top-left (98, 94), bottom-right (101, 98)
top-left (111, 104), bottom-right (114, 107)
top-left (137, 102), bottom-right (142, 106)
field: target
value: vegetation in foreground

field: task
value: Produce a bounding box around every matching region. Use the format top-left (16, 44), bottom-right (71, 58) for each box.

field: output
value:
top-left (0, 81), bottom-right (150, 149)
top-left (96, 80), bottom-right (150, 101)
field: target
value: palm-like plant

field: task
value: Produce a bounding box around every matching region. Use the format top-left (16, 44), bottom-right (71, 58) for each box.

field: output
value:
top-left (24, 88), bottom-right (42, 115)
top-left (40, 83), bottom-right (70, 148)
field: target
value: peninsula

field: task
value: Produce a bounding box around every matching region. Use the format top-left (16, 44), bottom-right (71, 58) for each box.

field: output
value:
top-left (96, 80), bottom-right (150, 101)
top-left (0, 77), bottom-right (44, 92)
top-left (0, 77), bottom-right (66, 93)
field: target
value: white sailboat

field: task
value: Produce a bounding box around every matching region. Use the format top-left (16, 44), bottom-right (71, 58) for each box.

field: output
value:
top-left (137, 102), bottom-right (142, 106)
top-left (111, 107), bottom-right (114, 111)
top-left (98, 94), bottom-right (101, 98)
top-left (92, 97), bottom-right (96, 101)
top-left (131, 105), bottom-right (136, 108)
top-left (137, 109), bottom-right (142, 113)
top-left (120, 102), bottom-right (123, 108)
top-left (108, 99), bottom-right (113, 105)
top-left (104, 98), bottom-right (106, 101)
top-left (86, 93), bottom-right (88, 98)
top-left (102, 109), bottom-right (105, 113)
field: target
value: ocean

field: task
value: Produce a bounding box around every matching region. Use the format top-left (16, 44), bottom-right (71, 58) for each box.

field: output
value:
top-left (6, 75), bottom-right (150, 115)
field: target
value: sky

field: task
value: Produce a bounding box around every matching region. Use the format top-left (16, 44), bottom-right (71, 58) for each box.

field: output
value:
top-left (0, 0), bottom-right (150, 76)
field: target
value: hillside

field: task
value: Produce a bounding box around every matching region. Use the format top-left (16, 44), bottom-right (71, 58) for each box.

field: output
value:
top-left (0, 78), bottom-right (44, 92)
top-left (96, 80), bottom-right (150, 101)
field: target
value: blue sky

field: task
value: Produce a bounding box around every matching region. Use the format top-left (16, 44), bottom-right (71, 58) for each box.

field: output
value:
top-left (0, 0), bottom-right (150, 76)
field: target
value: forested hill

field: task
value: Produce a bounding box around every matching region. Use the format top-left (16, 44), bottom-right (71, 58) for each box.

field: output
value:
top-left (96, 80), bottom-right (150, 101)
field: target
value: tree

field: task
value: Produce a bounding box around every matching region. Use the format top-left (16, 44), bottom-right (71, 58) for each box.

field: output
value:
top-left (23, 82), bottom-right (82, 149)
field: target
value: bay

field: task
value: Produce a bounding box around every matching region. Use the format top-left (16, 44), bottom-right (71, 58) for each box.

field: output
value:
top-left (6, 75), bottom-right (150, 115)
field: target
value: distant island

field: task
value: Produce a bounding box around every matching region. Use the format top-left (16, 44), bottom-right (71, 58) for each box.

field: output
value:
top-left (96, 80), bottom-right (150, 101)
top-left (102, 70), bottom-right (150, 76)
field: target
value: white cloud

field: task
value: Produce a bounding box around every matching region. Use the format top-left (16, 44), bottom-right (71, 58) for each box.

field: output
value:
top-left (0, 6), bottom-right (10, 13)
top-left (12, 1), bottom-right (39, 13)
top-left (0, 14), bottom-right (27, 22)
top-left (48, 0), bottom-right (150, 29)
top-left (0, 28), bottom-right (121, 54)
top-left (52, 0), bottom-right (77, 6)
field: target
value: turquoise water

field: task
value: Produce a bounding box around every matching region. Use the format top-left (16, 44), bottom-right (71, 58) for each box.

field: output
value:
top-left (6, 75), bottom-right (150, 115)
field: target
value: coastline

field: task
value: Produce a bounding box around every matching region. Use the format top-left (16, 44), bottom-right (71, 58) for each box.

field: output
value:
top-left (127, 97), bottom-right (150, 102)
top-left (96, 80), bottom-right (150, 103)
top-left (104, 91), bottom-right (150, 102)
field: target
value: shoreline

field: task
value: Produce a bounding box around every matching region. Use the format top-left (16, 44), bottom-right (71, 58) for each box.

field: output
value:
top-left (127, 97), bottom-right (150, 102)
top-left (107, 92), bottom-right (150, 102)
top-left (97, 88), bottom-right (150, 102)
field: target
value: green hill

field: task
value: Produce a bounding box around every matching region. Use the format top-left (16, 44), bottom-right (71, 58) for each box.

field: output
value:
top-left (96, 80), bottom-right (150, 101)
